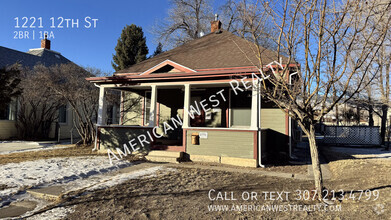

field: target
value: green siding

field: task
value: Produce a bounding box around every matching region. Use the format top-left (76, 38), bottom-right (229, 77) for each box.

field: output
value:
top-left (261, 108), bottom-right (286, 134)
top-left (186, 129), bottom-right (254, 159)
top-left (99, 127), bottom-right (152, 150)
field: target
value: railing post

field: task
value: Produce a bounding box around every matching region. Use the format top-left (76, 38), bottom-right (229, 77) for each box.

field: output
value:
top-left (148, 85), bottom-right (158, 126)
top-left (183, 84), bottom-right (191, 128)
top-left (97, 86), bottom-right (107, 125)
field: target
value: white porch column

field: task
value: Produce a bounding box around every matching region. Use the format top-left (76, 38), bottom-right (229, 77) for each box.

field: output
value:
top-left (148, 85), bottom-right (158, 126)
top-left (182, 84), bottom-right (191, 128)
top-left (97, 86), bottom-right (107, 125)
top-left (250, 86), bottom-right (260, 130)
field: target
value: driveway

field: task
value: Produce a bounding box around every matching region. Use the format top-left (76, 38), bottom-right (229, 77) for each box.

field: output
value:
top-left (329, 146), bottom-right (391, 160)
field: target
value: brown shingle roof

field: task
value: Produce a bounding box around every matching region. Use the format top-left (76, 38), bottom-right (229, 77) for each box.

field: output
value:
top-left (116, 30), bottom-right (286, 74)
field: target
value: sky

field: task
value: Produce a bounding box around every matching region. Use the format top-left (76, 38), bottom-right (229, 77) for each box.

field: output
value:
top-left (0, 0), bottom-right (175, 74)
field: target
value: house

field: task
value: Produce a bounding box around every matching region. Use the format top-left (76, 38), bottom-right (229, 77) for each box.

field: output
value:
top-left (0, 38), bottom-right (80, 140)
top-left (86, 20), bottom-right (298, 167)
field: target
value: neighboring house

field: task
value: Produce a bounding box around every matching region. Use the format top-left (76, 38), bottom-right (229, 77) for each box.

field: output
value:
top-left (87, 19), bottom-right (298, 167)
top-left (322, 101), bottom-right (390, 127)
top-left (0, 38), bottom-right (77, 140)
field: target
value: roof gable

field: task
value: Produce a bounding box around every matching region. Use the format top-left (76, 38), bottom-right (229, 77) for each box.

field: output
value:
top-left (141, 60), bottom-right (196, 75)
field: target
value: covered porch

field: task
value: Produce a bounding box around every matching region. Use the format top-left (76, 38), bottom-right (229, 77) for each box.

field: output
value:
top-left (88, 66), bottom-right (291, 167)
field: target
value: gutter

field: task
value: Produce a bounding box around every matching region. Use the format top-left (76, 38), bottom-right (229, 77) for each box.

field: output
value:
top-left (258, 83), bottom-right (265, 168)
top-left (288, 71), bottom-right (299, 158)
top-left (256, 75), bottom-right (269, 168)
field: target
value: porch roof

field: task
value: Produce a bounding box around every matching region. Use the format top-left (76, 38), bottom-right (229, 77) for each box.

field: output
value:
top-left (86, 66), bottom-right (262, 84)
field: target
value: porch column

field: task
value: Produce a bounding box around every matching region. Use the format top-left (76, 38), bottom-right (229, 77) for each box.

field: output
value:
top-left (250, 86), bottom-right (260, 130)
top-left (148, 85), bottom-right (158, 126)
top-left (97, 86), bottom-right (107, 125)
top-left (183, 84), bottom-right (191, 128)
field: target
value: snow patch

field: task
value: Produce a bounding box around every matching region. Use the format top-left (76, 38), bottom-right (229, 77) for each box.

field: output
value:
top-left (0, 144), bottom-right (70, 155)
top-left (86, 166), bottom-right (173, 191)
top-left (26, 206), bottom-right (75, 220)
top-left (0, 156), bottom-right (131, 203)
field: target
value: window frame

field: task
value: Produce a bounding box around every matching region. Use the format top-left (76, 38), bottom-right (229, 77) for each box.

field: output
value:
top-left (58, 104), bottom-right (68, 124)
top-left (228, 88), bottom-right (252, 128)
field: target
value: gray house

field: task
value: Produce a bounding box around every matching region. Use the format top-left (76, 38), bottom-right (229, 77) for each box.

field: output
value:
top-left (0, 38), bottom-right (73, 139)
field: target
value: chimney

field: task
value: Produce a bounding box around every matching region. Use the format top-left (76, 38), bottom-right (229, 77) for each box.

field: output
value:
top-left (210, 14), bottom-right (222, 33)
top-left (41, 34), bottom-right (51, 50)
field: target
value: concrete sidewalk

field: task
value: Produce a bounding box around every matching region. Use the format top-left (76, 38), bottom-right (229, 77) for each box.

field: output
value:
top-left (0, 162), bottom-right (160, 219)
top-left (0, 140), bottom-right (70, 154)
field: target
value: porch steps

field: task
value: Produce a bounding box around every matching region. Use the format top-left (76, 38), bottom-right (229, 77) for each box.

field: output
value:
top-left (146, 151), bottom-right (183, 163)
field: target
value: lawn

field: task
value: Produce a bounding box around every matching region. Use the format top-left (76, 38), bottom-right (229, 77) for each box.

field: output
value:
top-left (1, 144), bottom-right (390, 219)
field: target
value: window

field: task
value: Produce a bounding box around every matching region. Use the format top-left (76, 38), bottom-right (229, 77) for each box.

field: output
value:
top-left (106, 105), bottom-right (113, 124)
top-left (58, 105), bottom-right (67, 123)
top-left (0, 105), bottom-right (10, 120)
top-left (143, 91), bottom-right (151, 125)
top-left (230, 90), bottom-right (252, 127)
top-left (0, 101), bottom-right (17, 121)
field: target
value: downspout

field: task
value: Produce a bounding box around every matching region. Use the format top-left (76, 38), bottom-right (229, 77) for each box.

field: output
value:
top-left (288, 71), bottom-right (299, 159)
top-left (256, 74), bottom-right (270, 168)
top-left (258, 83), bottom-right (264, 167)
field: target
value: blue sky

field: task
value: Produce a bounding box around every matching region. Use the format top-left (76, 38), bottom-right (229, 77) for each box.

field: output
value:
top-left (0, 0), bottom-right (176, 74)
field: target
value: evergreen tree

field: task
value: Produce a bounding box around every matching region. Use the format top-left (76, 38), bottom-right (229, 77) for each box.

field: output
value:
top-left (112, 24), bottom-right (149, 71)
top-left (152, 42), bottom-right (164, 57)
top-left (0, 66), bottom-right (22, 110)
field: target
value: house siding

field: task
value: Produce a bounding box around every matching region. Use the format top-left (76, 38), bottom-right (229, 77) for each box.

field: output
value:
top-left (185, 129), bottom-right (255, 159)
top-left (0, 121), bottom-right (17, 139)
top-left (98, 126), bottom-right (152, 150)
top-left (261, 108), bottom-right (287, 134)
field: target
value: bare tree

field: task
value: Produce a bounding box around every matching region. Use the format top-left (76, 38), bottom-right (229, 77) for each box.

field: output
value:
top-left (218, 0), bottom-right (241, 33)
top-left (376, 42), bottom-right (391, 145)
top-left (223, 0), bottom-right (279, 50)
top-left (152, 0), bottom-right (214, 47)
top-left (16, 65), bottom-right (64, 139)
top-left (237, 0), bottom-right (391, 200)
top-left (351, 4), bottom-right (390, 141)
top-left (42, 64), bottom-right (102, 145)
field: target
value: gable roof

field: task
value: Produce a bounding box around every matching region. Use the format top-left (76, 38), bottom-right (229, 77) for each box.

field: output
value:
top-left (141, 59), bottom-right (197, 75)
top-left (0, 46), bottom-right (71, 69)
top-left (116, 30), bottom-right (287, 74)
